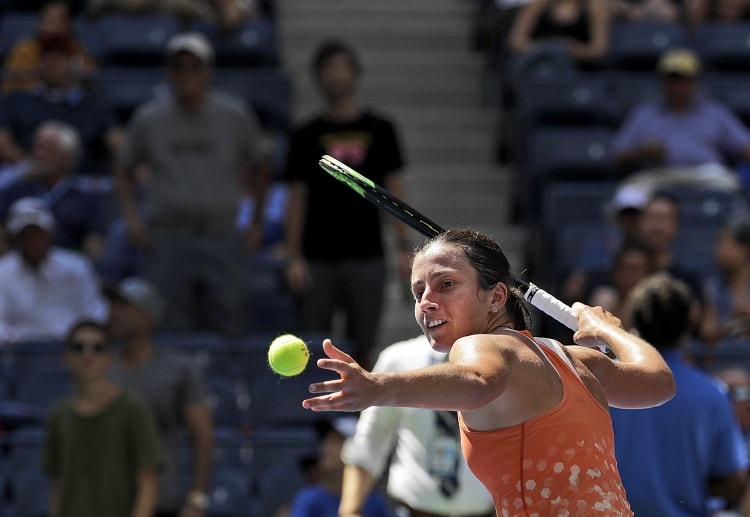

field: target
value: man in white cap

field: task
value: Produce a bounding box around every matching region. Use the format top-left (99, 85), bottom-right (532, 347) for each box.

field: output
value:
top-left (114, 31), bottom-right (271, 337)
top-left (106, 276), bottom-right (214, 517)
top-left (0, 196), bottom-right (108, 342)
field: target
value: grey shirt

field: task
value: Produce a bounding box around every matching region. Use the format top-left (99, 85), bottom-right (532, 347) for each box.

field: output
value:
top-left (118, 90), bottom-right (264, 229)
top-left (110, 348), bottom-right (207, 512)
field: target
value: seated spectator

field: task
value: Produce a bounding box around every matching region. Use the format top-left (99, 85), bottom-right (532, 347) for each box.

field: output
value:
top-left (87, 0), bottom-right (263, 33)
top-left (715, 365), bottom-right (750, 453)
top-left (561, 184), bottom-right (648, 303)
top-left (0, 120), bottom-right (108, 260)
top-left (699, 216), bottom-right (750, 346)
top-left (2, 1), bottom-right (96, 93)
top-left (588, 239), bottom-right (657, 322)
top-left (686, 0), bottom-right (750, 25)
top-left (613, 48), bottom-right (750, 194)
top-left (288, 417), bottom-right (390, 517)
top-left (609, 0), bottom-right (682, 22)
top-left (42, 319), bottom-right (163, 517)
top-left (0, 197), bottom-right (109, 343)
top-left (506, 0), bottom-right (611, 80)
top-left (0, 33), bottom-right (123, 176)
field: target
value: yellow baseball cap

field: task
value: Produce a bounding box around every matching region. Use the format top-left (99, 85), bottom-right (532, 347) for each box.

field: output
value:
top-left (657, 48), bottom-right (701, 77)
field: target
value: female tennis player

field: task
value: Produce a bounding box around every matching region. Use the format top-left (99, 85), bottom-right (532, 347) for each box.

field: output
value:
top-left (303, 228), bottom-right (675, 516)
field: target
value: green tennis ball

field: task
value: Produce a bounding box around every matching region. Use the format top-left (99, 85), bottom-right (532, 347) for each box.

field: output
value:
top-left (268, 334), bottom-right (310, 377)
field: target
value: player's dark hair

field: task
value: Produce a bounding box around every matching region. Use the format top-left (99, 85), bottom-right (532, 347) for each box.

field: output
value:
top-left (625, 272), bottom-right (691, 350)
top-left (413, 228), bottom-right (531, 331)
top-left (311, 38), bottom-right (362, 77)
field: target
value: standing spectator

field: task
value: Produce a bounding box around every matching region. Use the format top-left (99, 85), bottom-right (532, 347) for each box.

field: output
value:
top-left (0, 32), bottom-right (122, 176)
top-left (339, 335), bottom-right (495, 517)
top-left (114, 31), bottom-right (271, 337)
top-left (284, 39), bottom-right (412, 368)
top-left (610, 272), bottom-right (748, 515)
top-left (2, 0), bottom-right (96, 93)
top-left (699, 216), bottom-right (750, 345)
top-left (42, 319), bottom-right (163, 517)
top-left (0, 120), bottom-right (108, 261)
top-left (613, 48), bottom-right (750, 192)
top-left (0, 197), bottom-right (109, 343)
top-left (289, 417), bottom-right (390, 517)
top-left (106, 276), bottom-right (215, 517)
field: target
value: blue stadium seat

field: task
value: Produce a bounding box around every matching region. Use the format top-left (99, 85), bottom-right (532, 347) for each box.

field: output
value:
top-left (0, 10), bottom-right (37, 60)
top-left (207, 465), bottom-right (254, 517)
top-left (153, 331), bottom-right (234, 379)
top-left (92, 66), bottom-right (168, 124)
top-left (191, 17), bottom-right (279, 67)
top-left (2, 426), bottom-right (48, 517)
top-left (606, 72), bottom-right (663, 124)
top-left (694, 22), bottom-right (750, 73)
top-left (13, 369), bottom-right (71, 415)
top-left (607, 21), bottom-right (686, 72)
top-left (705, 74), bottom-right (750, 127)
top-left (249, 425), bottom-right (319, 517)
top-left (212, 68), bottom-right (292, 132)
top-left (82, 14), bottom-right (180, 66)
top-left (516, 74), bottom-right (611, 130)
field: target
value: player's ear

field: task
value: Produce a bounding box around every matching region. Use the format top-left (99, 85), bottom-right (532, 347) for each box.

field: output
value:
top-left (491, 282), bottom-right (509, 309)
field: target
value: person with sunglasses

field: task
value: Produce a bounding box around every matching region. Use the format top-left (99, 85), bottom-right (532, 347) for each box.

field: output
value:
top-left (42, 319), bottom-right (163, 517)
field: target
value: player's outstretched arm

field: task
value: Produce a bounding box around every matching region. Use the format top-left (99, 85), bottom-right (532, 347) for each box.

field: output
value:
top-left (568, 302), bottom-right (676, 409)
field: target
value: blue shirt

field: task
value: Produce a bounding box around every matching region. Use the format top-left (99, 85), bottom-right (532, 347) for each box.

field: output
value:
top-left (289, 484), bottom-right (390, 517)
top-left (610, 349), bottom-right (748, 516)
top-left (613, 97), bottom-right (750, 167)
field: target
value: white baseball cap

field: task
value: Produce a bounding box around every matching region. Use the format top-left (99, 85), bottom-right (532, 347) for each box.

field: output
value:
top-left (6, 197), bottom-right (55, 235)
top-left (105, 277), bottom-right (165, 320)
top-left (166, 31), bottom-right (214, 63)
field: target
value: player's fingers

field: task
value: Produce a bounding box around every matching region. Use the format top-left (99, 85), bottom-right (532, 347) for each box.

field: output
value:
top-left (307, 377), bottom-right (344, 394)
top-left (322, 339), bottom-right (356, 363)
top-left (302, 392), bottom-right (357, 412)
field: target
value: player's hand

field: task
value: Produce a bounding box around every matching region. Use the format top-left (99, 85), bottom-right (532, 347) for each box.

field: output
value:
top-left (303, 339), bottom-right (379, 412)
top-left (572, 302), bottom-right (623, 349)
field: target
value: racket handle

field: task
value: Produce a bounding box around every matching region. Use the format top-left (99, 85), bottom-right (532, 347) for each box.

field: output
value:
top-left (523, 283), bottom-right (579, 331)
top-left (523, 283), bottom-right (611, 353)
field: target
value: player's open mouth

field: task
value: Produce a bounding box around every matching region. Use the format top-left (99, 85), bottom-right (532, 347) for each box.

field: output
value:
top-left (427, 319), bottom-right (446, 328)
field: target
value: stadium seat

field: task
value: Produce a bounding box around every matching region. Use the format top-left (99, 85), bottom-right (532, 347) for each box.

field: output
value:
top-left (13, 369), bottom-right (71, 415)
top-left (705, 74), bottom-right (750, 127)
top-left (2, 426), bottom-right (49, 517)
top-left (249, 425), bottom-right (319, 517)
top-left (516, 74), bottom-right (611, 130)
top-left (0, 10), bottom-right (37, 60)
top-left (207, 465), bottom-right (254, 517)
top-left (607, 21), bottom-right (686, 72)
top-left (153, 331), bottom-right (233, 380)
top-left (694, 21), bottom-right (750, 73)
top-left (606, 72), bottom-right (662, 124)
top-left (191, 17), bottom-right (279, 68)
top-left (203, 375), bottom-right (252, 433)
top-left (82, 14), bottom-right (180, 66)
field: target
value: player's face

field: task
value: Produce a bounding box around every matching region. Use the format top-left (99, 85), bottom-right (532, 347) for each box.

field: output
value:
top-left (411, 243), bottom-right (494, 353)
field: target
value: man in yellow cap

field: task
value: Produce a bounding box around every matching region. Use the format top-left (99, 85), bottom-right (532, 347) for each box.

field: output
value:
top-left (612, 47), bottom-right (750, 192)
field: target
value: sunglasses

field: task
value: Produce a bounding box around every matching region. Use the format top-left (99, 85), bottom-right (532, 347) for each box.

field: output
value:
top-left (68, 341), bottom-right (110, 355)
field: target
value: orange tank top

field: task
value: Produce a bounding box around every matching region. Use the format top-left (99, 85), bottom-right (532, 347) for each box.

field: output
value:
top-left (459, 331), bottom-right (632, 516)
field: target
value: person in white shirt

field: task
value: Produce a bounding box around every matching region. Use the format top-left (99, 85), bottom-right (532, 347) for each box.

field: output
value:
top-left (340, 335), bottom-right (495, 517)
top-left (0, 196), bottom-right (108, 343)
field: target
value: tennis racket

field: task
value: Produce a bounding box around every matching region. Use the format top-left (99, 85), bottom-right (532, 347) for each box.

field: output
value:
top-left (318, 154), bottom-right (582, 333)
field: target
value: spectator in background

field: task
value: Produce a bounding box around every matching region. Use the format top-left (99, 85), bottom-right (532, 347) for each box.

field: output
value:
top-left (561, 184), bottom-right (648, 305)
top-left (2, 1), bottom-right (96, 93)
top-left (284, 39), bottom-right (412, 368)
top-left (106, 276), bottom-right (214, 517)
top-left (115, 31), bottom-right (271, 337)
top-left (613, 48), bottom-right (750, 193)
top-left (610, 272), bottom-right (748, 516)
top-left (0, 197), bottom-right (109, 343)
top-left (507, 0), bottom-right (611, 77)
top-left (289, 417), bottom-right (390, 517)
top-left (715, 365), bottom-right (750, 453)
top-left (42, 319), bottom-right (163, 517)
top-left (588, 239), bottom-right (657, 323)
top-left (0, 32), bottom-right (122, 176)
top-left (339, 335), bottom-right (495, 517)
top-left (699, 216), bottom-right (750, 346)
top-left (0, 120), bottom-right (108, 261)
top-left (87, 0), bottom-right (263, 33)
top-left (686, 0), bottom-right (750, 25)
top-left (608, 0), bottom-right (682, 22)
